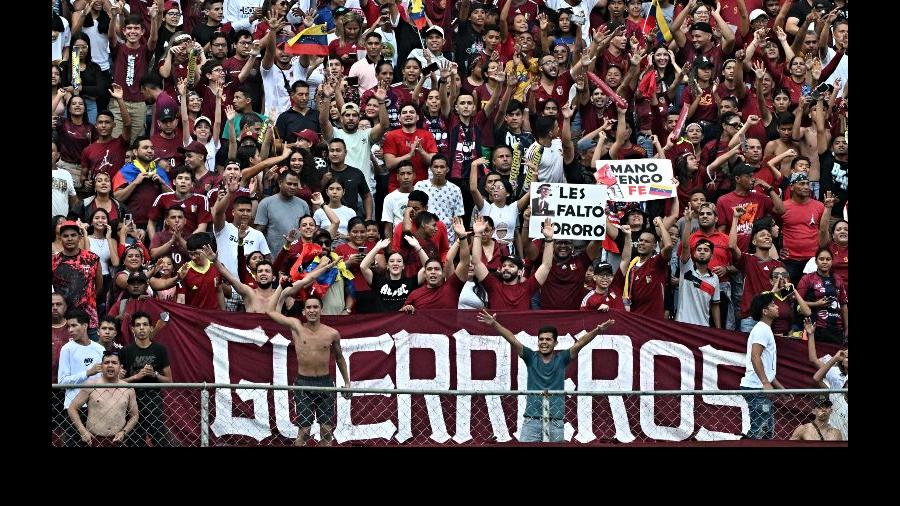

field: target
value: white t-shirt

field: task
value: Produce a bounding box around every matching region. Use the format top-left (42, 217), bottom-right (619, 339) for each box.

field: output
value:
top-left (214, 221), bottom-right (272, 278)
top-left (526, 138), bottom-right (566, 183)
top-left (740, 322), bottom-right (777, 388)
top-left (82, 21), bottom-right (111, 71)
top-left (823, 47), bottom-right (848, 87)
top-left (819, 354), bottom-right (848, 439)
top-left (204, 138), bottom-right (220, 174)
top-left (52, 169), bottom-right (76, 218)
top-left (314, 206), bottom-right (358, 237)
top-left (57, 339), bottom-right (105, 409)
top-left (413, 179), bottom-right (465, 243)
top-left (52, 16), bottom-right (71, 63)
top-left (224, 0), bottom-right (264, 25)
top-left (458, 280), bottom-right (486, 309)
top-left (261, 58), bottom-right (304, 116)
top-left (479, 201), bottom-right (519, 243)
top-left (408, 48), bottom-right (450, 90)
top-left (381, 190), bottom-right (410, 226)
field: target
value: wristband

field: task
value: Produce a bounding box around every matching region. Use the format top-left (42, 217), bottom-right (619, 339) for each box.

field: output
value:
top-left (543, 238), bottom-right (555, 242)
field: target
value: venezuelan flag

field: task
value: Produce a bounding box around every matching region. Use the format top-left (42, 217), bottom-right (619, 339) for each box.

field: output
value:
top-left (410, 0), bottom-right (427, 30)
top-left (284, 24), bottom-right (329, 56)
top-left (650, 0), bottom-right (673, 45)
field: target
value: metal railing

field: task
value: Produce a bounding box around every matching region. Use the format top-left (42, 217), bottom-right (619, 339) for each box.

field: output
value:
top-left (51, 384), bottom-right (848, 446)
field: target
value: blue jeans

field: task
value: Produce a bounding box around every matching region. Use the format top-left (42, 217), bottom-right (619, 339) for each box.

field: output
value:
top-left (740, 317), bottom-right (758, 333)
top-left (83, 97), bottom-right (98, 125)
top-left (520, 417), bottom-right (564, 442)
top-left (741, 388), bottom-right (774, 439)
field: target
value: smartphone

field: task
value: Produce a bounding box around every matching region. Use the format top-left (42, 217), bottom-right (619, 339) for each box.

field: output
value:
top-left (124, 213), bottom-right (133, 223)
top-left (740, 132), bottom-right (749, 152)
top-left (357, 246), bottom-right (366, 254)
top-left (422, 62), bottom-right (440, 75)
top-left (346, 75), bottom-right (359, 87)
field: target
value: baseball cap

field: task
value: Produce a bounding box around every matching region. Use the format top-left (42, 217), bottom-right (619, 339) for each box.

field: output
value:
top-left (179, 140), bottom-right (208, 156)
top-left (159, 107), bottom-right (177, 121)
top-left (692, 22), bottom-right (713, 34)
top-left (731, 164), bottom-right (756, 177)
top-left (59, 220), bottom-right (81, 234)
top-left (593, 261), bottom-right (614, 275)
top-left (695, 56), bottom-right (715, 69)
top-left (342, 103), bottom-right (360, 114)
top-left (164, 1), bottom-right (180, 12)
top-left (500, 255), bottom-right (524, 270)
top-left (749, 9), bottom-right (769, 22)
top-left (789, 172), bottom-right (810, 185)
top-left (813, 395), bottom-right (833, 408)
top-left (471, 2), bottom-right (488, 12)
top-left (425, 26), bottom-right (445, 37)
top-left (333, 6), bottom-right (350, 18)
top-left (295, 129), bottom-right (319, 144)
top-left (240, 130), bottom-right (259, 143)
top-left (194, 115), bottom-right (212, 127)
top-left (127, 271), bottom-right (149, 284)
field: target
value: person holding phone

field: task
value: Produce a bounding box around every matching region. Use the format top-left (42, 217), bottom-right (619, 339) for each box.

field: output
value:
top-left (409, 26), bottom-right (450, 90)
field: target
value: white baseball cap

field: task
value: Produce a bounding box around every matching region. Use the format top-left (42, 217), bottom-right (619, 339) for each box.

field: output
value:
top-left (749, 9), bottom-right (769, 22)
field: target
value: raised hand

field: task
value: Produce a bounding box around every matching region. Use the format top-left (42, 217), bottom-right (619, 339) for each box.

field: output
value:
top-left (472, 215), bottom-right (486, 236)
top-left (596, 319), bottom-right (616, 332)
top-left (375, 238), bottom-right (392, 250)
top-left (310, 191), bottom-right (324, 206)
top-left (823, 191), bottom-right (836, 208)
top-left (451, 216), bottom-right (467, 239)
top-left (733, 204), bottom-right (746, 218)
top-left (403, 234), bottom-right (422, 249)
top-left (541, 218), bottom-right (554, 240)
top-left (201, 244), bottom-right (217, 263)
top-left (476, 308), bottom-right (498, 326)
top-left (109, 83), bottom-right (124, 100)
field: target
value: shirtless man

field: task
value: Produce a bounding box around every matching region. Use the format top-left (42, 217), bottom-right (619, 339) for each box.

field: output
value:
top-left (267, 275), bottom-right (352, 447)
top-left (203, 244), bottom-right (277, 313)
top-left (67, 351), bottom-right (139, 447)
top-left (789, 396), bottom-right (843, 441)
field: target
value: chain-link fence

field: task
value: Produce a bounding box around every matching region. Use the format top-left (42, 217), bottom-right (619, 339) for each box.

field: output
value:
top-left (50, 384), bottom-right (848, 446)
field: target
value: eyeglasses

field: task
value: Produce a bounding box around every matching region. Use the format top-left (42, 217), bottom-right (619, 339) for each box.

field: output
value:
top-left (316, 240), bottom-right (332, 246)
top-left (726, 122), bottom-right (741, 128)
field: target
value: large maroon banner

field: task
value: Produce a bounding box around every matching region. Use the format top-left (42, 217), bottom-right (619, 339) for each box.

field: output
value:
top-left (125, 299), bottom-right (839, 445)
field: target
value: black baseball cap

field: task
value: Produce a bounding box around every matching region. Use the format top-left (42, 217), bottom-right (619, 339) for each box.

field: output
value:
top-left (731, 164), bottom-right (756, 177)
top-left (593, 262), bottom-right (614, 275)
top-left (500, 255), bottom-right (524, 270)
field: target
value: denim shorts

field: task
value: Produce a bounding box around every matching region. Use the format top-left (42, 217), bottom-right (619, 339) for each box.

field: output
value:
top-left (741, 387), bottom-right (774, 439)
top-left (520, 417), bottom-right (564, 442)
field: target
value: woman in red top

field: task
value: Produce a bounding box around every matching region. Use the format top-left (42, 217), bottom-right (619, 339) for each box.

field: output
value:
top-left (328, 12), bottom-right (363, 75)
top-left (53, 92), bottom-right (97, 190)
top-left (820, 192), bottom-right (848, 290)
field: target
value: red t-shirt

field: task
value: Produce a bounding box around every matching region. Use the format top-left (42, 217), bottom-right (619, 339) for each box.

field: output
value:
top-left (482, 273), bottom-right (541, 311)
top-left (150, 132), bottom-right (185, 170)
top-left (334, 241), bottom-right (378, 293)
top-left (148, 192), bottom-right (212, 234)
top-left (81, 137), bottom-right (130, 179)
top-left (179, 261), bottom-right (222, 310)
top-left (329, 39), bottom-right (361, 75)
top-left (626, 254), bottom-right (667, 319)
top-left (735, 252), bottom-right (784, 319)
top-left (206, 186), bottom-right (252, 223)
top-left (51, 325), bottom-right (71, 382)
top-left (682, 85), bottom-right (719, 123)
top-left (531, 70), bottom-right (574, 116)
top-left (780, 198), bottom-right (825, 262)
top-left (404, 273), bottom-right (465, 309)
top-left (580, 289), bottom-right (626, 312)
top-left (391, 221), bottom-right (451, 278)
top-left (828, 242), bottom-right (848, 290)
top-left (52, 250), bottom-right (101, 328)
top-left (675, 44), bottom-right (725, 77)
top-left (113, 44), bottom-right (153, 102)
top-left (149, 229), bottom-right (191, 268)
top-left (690, 229), bottom-right (733, 281)
top-left (57, 120), bottom-right (97, 164)
top-left (536, 247), bottom-right (592, 310)
top-left (715, 190), bottom-right (775, 252)
top-left (597, 49), bottom-right (630, 84)
top-left (382, 128), bottom-right (439, 191)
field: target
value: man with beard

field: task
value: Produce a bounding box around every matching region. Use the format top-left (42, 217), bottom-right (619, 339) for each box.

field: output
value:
top-left (690, 202), bottom-right (736, 329)
top-left (677, 207), bottom-right (721, 327)
top-left (716, 164), bottom-right (784, 253)
top-left (81, 86), bottom-right (132, 187)
top-left (729, 205), bottom-right (786, 332)
top-left (671, 13), bottom-right (734, 77)
top-left (67, 350), bottom-right (139, 447)
top-left (148, 165), bottom-right (212, 237)
top-left (319, 84), bottom-right (390, 199)
top-left (622, 217), bottom-right (674, 319)
top-left (476, 309), bottom-right (615, 442)
top-left (51, 293), bottom-right (71, 387)
top-left (206, 244), bottom-right (277, 313)
top-left (383, 104), bottom-right (439, 190)
top-left (53, 222), bottom-right (104, 339)
top-left (266, 290), bottom-right (352, 446)
top-left (400, 218), bottom-right (471, 311)
top-left (472, 216), bottom-right (554, 310)
top-left (520, 211), bottom-right (604, 309)
top-left (121, 311), bottom-right (174, 447)
top-left (528, 50), bottom-right (590, 119)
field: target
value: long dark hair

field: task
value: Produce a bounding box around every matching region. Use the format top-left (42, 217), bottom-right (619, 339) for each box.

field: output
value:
top-left (86, 207), bottom-right (111, 236)
top-left (650, 44), bottom-right (676, 91)
top-left (292, 147), bottom-right (321, 191)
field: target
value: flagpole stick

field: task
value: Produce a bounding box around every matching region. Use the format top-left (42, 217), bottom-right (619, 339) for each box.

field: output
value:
top-left (643, 0), bottom-right (654, 33)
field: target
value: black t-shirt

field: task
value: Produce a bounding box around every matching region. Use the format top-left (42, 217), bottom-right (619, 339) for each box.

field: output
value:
top-left (818, 152), bottom-right (848, 218)
top-left (275, 109), bottom-right (322, 143)
top-left (370, 274), bottom-right (419, 312)
top-left (327, 165), bottom-right (371, 215)
top-left (454, 21), bottom-right (485, 77)
top-left (121, 341), bottom-right (170, 400)
top-left (788, 1), bottom-right (816, 24)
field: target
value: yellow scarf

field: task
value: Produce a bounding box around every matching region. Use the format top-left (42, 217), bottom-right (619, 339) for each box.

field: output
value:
top-left (622, 255), bottom-right (642, 305)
